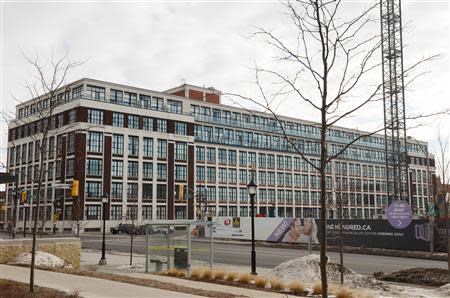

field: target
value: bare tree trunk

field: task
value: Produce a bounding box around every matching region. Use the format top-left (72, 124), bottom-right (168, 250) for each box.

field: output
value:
top-left (319, 117), bottom-right (328, 297)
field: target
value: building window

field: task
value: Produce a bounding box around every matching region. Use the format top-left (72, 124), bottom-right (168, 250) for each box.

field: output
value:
top-left (156, 206), bottom-right (167, 219)
top-left (128, 161), bottom-right (139, 178)
top-left (112, 134), bottom-right (124, 155)
top-left (142, 206), bottom-right (152, 220)
top-left (157, 163), bottom-right (167, 180)
top-left (67, 132), bottom-right (75, 154)
top-left (157, 139), bottom-right (167, 159)
top-left (196, 166), bottom-right (205, 181)
top-left (111, 89), bottom-right (123, 103)
top-left (85, 205), bottom-right (101, 220)
top-left (124, 92), bottom-right (138, 106)
top-left (175, 165), bottom-right (187, 181)
top-left (72, 86), bottom-right (82, 99)
top-left (143, 184), bottom-right (153, 201)
top-left (174, 122), bottom-right (187, 135)
top-left (196, 147), bottom-right (205, 161)
top-left (86, 181), bottom-right (102, 198)
top-left (157, 185), bottom-right (167, 202)
top-left (218, 149), bottom-right (227, 164)
top-left (111, 182), bottom-right (123, 199)
top-left (128, 136), bottom-right (139, 156)
top-left (112, 113), bottom-right (124, 127)
top-left (143, 162), bottom-right (153, 179)
top-left (152, 97), bottom-right (164, 111)
top-left (175, 142), bottom-right (187, 161)
top-left (87, 85), bottom-right (105, 101)
top-left (68, 110), bottom-right (76, 124)
top-left (111, 160), bottom-right (123, 177)
top-left (228, 150), bottom-right (237, 165)
top-left (207, 167), bottom-right (216, 183)
top-left (87, 132), bottom-right (103, 152)
top-left (207, 148), bottom-right (215, 163)
top-left (128, 115), bottom-right (139, 129)
top-left (66, 159), bottom-right (74, 176)
top-left (127, 183), bottom-right (138, 199)
top-left (111, 205), bottom-right (122, 220)
top-left (87, 158), bottom-right (103, 176)
top-left (140, 95), bottom-right (151, 108)
top-left (143, 138), bottom-right (153, 157)
top-left (167, 99), bottom-right (182, 114)
top-left (143, 117), bottom-right (153, 131)
top-left (157, 119), bottom-right (167, 133)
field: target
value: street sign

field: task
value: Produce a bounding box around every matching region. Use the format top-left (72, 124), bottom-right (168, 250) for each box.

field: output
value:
top-left (387, 200), bottom-right (412, 229)
top-left (51, 183), bottom-right (71, 189)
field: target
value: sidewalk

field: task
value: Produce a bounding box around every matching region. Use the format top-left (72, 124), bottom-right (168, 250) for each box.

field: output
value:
top-left (0, 264), bottom-right (201, 298)
top-left (82, 250), bottom-right (288, 298)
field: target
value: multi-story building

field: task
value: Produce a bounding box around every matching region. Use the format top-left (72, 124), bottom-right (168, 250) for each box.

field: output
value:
top-left (5, 78), bottom-right (435, 232)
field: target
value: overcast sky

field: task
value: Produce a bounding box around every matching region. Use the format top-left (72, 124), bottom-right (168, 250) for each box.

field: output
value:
top-left (1, 0), bottom-right (449, 169)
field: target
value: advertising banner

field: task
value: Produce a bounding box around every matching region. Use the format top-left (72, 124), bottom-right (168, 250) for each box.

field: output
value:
top-left (212, 217), bottom-right (448, 252)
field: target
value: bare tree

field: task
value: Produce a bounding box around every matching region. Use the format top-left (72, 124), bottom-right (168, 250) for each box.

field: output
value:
top-left (226, 1), bottom-right (446, 296)
top-left (5, 51), bottom-right (82, 292)
top-left (433, 130), bottom-right (450, 282)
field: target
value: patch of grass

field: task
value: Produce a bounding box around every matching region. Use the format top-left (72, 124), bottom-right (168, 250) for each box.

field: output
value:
top-left (213, 270), bottom-right (225, 280)
top-left (226, 272), bottom-right (238, 282)
top-left (238, 273), bottom-right (254, 284)
top-left (254, 277), bottom-right (268, 288)
top-left (334, 286), bottom-right (354, 298)
top-left (288, 281), bottom-right (307, 295)
top-left (312, 282), bottom-right (322, 295)
top-left (0, 279), bottom-right (80, 298)
top-left (270, 277), bottom-right (285, 291)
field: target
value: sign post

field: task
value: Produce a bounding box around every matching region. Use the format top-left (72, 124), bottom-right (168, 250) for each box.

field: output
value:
top-left (387, 200), bottom-right (413, 229)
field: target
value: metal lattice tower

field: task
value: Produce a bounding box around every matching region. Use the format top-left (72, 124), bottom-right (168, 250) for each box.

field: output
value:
top-left (380, 0), bottom-right (410, 204)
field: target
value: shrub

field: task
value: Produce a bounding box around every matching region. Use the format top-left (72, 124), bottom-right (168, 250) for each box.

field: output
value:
top-left (312, 282), bottom-right (322, 295)
top-left (226, 272), bottom-right (238, 282)
top-left (213, 270), bottom-right (226, 280)
top-left (239, 273), bottom-right (254, 284)
top-left (190, 268), bottom-right (204, 279)
top-left (335, 286), bottom-right (354, 298)
top-left (270, 277), bottom-right (285, 291)
top-left (175, 269), bottom-right (186, 278)
top-left (288, 281), bottom-right (307, 295)
top-left (202, 269), bottom-right (213, 280)
top-left (254, 277), bottom-right (268, 288)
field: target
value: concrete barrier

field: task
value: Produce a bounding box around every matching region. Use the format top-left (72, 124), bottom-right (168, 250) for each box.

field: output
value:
top-left (0, 237), bottom-right (81, 268)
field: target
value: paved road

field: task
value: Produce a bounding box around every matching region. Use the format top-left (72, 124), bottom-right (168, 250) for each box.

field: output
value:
top-left (81, 233), bottom-right (448, 275)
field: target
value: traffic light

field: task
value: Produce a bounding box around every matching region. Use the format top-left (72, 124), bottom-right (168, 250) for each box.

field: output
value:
top-left (71, 180), bottom-right (79, 197)
top-left (21, 191), bottom-right (27, 204)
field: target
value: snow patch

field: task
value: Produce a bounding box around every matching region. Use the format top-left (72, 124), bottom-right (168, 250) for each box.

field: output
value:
top-left (268, 254), bottom-right (383, 288)
top-left (116, 264), bottom-right (145, 271)
top-left (9, 251), bottom-right (66, 268)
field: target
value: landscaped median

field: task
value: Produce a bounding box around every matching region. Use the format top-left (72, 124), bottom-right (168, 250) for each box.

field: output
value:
top-left (0, 279), bottom-right (80, 298)
top-left (0, 238), bottom-right (80, 268)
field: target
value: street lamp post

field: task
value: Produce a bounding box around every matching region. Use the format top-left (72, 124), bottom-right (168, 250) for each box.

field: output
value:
top-left (247, 178), bottom-right (257, 275)
top-left (23, 203), bottom-right (28, 238)
top-left (99, 193), bottom-right (109, 265)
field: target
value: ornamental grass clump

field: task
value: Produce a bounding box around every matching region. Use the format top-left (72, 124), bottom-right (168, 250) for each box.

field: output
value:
top-left (202, 269), bottom-right (213, 280)
top-left (190, 268), bottom-right (204, 279)
top-left (312, 282), bottom-right (322, 295)
top-left (254, 277), bottom-right (268, 288)
top-left (213, 270), bottom-right (226, 280)
top-left (288, 281), bottom-right (307, 295)
top-left (239, 273), bottom-right (254, 284)
top-left (226, 271), bottom-right (238, 282)
top-left (270, 277), bottom-right (285, 291)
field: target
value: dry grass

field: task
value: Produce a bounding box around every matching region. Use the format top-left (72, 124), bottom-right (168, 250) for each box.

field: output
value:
top-left (288, 281), bottom-right (307, 295)
top-left (190, 268), bottom-right (204, 279)
top-left (202, 269), bottom-right (214, 280)
top-left (254, 277), bottom-right (268, 288)
top-left (0, 279), bottom-right (80, 298)
top-left (213, 270), bottom-right (225, 280)
top-left (312, 282), bottom-right (322, 295)
top-left (269, 277), bottom-right (285, 291)
top-left (226, 272), bottom-right (238, 282)
top-left (357, 291), bottom-right (376, 298)
top-left (334, 286), bottom-right (354, 298)
top-left (238, 273), bottom-right (254, 284)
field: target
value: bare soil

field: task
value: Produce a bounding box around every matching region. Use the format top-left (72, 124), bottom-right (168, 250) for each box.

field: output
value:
top-left (374, 268), bottom-right (448, 287)
top-left (0, 279), bottom-right (79, 298)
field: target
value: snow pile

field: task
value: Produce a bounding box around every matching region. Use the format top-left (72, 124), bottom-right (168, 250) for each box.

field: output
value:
top-left (116, 264), bottom-right (144, 271)
top-left (437, 284), bottom-right (450, 296)
top-left (268, 254), bottom-right (382, 288)
top-left (9, 251), bottom-right (66, 268)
